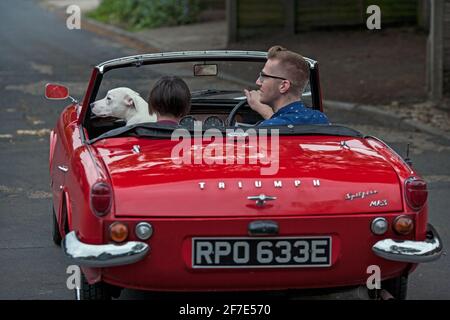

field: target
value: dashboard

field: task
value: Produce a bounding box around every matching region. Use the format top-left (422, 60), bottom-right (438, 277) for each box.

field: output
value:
top-left (179, 115), bottom-right (227, 129)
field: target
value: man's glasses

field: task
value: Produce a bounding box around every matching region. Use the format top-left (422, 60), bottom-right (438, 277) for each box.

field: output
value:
top-left (258, 71), bottom-right (288, 82)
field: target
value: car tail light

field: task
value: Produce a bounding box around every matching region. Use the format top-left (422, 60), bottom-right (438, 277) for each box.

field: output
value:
top-left (109, 222), bottom-right (128, 243)
top-left (405, 177), bottom-right (428, 210)
top-left (90, 182), bottom-right (112, 216)
top-left (393, 216), bottom-right (414, 235)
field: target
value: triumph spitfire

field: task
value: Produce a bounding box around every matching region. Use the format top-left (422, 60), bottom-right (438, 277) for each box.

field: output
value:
top-left (46, 51), bottom-right (442, 300)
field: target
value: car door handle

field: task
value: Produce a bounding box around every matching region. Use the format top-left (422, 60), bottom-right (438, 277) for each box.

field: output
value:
top-left (58, 165), bottom-right (68, 172)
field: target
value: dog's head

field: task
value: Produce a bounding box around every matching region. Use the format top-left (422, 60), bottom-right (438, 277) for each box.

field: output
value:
top-left (91, 87), bottom-right (146, 119)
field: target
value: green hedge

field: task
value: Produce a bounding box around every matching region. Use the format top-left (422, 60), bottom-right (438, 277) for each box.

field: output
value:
top-left (88, 0), bottom-right (202, 30)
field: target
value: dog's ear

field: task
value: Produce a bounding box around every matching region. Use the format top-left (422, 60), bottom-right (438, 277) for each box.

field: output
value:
top-left (124, 95), bottom-right (136, 108)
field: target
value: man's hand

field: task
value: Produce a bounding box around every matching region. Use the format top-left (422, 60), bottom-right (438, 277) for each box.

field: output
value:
top-left (244, 89), bottom-right (274, 120)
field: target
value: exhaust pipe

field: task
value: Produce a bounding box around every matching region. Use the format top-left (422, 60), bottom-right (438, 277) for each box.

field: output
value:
top-left (365, 288), bottom-right (396, 300)
top-left (379, 289), bottom-right (395, 300)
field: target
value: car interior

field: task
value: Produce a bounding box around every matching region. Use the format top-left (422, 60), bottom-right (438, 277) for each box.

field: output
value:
top-left (85, 60), bottom-right (314, 140)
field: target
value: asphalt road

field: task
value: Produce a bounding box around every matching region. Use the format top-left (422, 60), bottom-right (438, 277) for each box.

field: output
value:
top-left (0, 0), bottom-right (448, 300)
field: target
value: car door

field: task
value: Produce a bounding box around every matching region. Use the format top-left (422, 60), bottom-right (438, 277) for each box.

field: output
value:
top-left (50, 120), bottom-right (71, 225)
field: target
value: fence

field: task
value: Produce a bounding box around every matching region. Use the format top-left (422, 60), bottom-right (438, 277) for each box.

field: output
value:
top-left (228, 0), bottom-right (421, 40)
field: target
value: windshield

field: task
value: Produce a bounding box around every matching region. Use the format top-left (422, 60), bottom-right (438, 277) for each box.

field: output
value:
top-left (95, 60), bottom-right (312, 101)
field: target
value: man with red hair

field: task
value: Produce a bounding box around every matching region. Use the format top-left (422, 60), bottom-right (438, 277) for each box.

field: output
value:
top-left (245, 45), bottom-right (329, 126)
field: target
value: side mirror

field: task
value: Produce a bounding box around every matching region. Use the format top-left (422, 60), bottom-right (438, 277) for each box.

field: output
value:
top-left (45, 83), bottom-right (69, 100)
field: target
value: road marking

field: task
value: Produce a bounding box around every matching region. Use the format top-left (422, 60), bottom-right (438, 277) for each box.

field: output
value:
top-left (0, 185), bottom-right (24, 194)
top-left (30, 62), bottom-right (53, 75)
top-left (25, 116), bottom-right (45, 126)
top-left (16, 129), bottom-right (51, 137)
top-left (0, 185), bottom-right (52, 199)
top-left (424, 175), bottom-right (450, 183)
top-left (0, 129), bottom-right (50, 140)
top-left (28, 191), bottom-right (52, 199)
top-left (5, 80), bottom-right (86, 96)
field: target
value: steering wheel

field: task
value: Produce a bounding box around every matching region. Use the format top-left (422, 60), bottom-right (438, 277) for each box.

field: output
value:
top-left (226, 99), bottom-right (247, 127)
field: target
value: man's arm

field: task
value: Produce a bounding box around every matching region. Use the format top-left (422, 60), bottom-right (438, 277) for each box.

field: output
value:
top-left (244, 89), bottom-right (274, 120)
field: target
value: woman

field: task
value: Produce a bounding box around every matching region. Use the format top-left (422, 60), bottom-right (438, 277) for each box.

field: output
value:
top-left (148, 76), bottom-right (191, 125)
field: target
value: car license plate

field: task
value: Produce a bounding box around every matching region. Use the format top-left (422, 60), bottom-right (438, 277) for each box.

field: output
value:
top-left (192, 237), bottom-right (331, 268)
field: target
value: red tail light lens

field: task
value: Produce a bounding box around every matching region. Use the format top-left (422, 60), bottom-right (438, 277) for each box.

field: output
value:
top-left (405, 177), bottom-right (427, 210)
top-left (90, 182), bottom-right (112, 216)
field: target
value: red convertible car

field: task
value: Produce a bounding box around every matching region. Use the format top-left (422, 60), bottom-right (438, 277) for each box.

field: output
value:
top-left (47, 51), bottom-right (442, 300)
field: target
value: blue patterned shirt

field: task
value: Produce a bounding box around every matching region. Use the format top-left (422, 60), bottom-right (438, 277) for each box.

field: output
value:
top-left (258, 101), bottom-right (329, 126)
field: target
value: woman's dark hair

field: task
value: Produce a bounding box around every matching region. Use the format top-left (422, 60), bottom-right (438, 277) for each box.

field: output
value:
top-left (149, 76), bottom-right (191, 118)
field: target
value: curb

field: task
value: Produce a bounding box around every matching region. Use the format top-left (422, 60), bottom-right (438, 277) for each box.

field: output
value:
top-left (81, 17), bottom-right (160, 52)
top-left (42, 1), bottom-right (161, 52)
top-left (324, 100), bottom-right (450, 140)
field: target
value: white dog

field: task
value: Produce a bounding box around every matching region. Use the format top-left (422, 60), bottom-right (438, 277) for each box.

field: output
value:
top-left (91, 87), bottom-right (157, 126)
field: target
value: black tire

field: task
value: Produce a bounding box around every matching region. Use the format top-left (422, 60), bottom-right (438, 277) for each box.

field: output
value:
top-left (78, 273), bottom-right (113, 300)
top-left (51, 207), bottom-right (62, 246)
top-left (382, 275), bottom-right (408, 300)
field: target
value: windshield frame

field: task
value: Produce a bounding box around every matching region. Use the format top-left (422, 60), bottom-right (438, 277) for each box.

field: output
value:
top-left (80, 51), bottom-right (322, 137)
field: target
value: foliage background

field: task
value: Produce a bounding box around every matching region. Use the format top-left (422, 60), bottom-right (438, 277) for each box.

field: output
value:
top-left (89, 0), bottom-right (203, 30)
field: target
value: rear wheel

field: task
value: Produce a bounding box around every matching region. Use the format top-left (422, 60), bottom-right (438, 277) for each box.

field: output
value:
top-left (78, 272), bottom-right (122, 300)
top-left (382, 275), bottom-right (408, 300)
top-left (51, 207), bottom-right (62, 246)
top-left (78, 273), bottom-right (112, 300)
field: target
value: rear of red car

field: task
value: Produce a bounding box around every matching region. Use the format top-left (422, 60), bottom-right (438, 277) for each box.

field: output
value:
top-left (62, 134), bottom-right (441, 297)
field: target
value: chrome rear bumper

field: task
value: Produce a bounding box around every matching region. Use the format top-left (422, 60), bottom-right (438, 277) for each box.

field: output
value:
top-left (372, 224), bottom-right (443, 263)
top-left (62, 231), bottom-right (149, 267)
